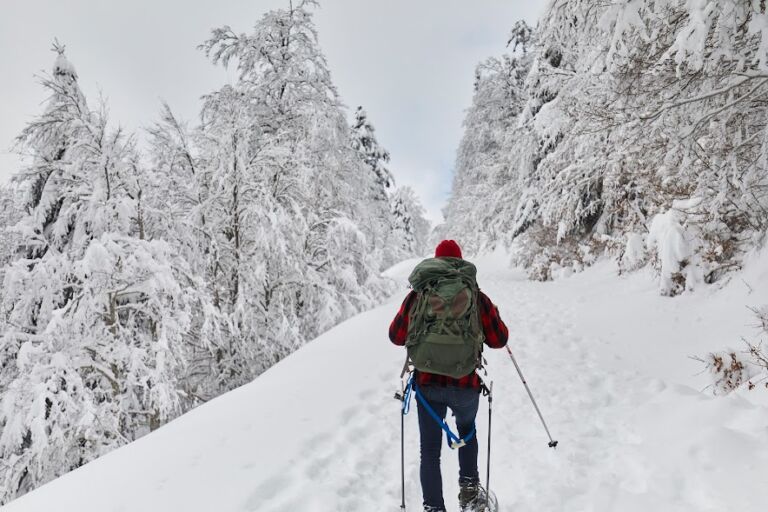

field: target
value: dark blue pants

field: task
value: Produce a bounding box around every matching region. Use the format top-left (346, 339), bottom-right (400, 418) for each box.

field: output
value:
top-left (416, 385), bottom-right (480, 510)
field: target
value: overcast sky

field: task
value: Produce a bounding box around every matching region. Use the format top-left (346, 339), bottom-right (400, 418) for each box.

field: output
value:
top-left (0, 0), bottom-right (547, 223)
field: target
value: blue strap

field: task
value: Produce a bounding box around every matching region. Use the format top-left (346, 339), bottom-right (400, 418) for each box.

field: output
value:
top-left (411, 382), bottom-right (476, 450)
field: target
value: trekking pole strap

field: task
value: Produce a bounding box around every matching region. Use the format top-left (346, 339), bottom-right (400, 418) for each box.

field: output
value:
top-left (411, 382), bottom-right (476, 450)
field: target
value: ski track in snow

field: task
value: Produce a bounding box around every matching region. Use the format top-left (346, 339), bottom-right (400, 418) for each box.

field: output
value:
top-left (4, 255), bottom-right (768, 512)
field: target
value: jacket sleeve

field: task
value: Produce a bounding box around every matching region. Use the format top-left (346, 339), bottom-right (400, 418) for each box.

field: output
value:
top-left (389, 291), bottom-right (417, 346)
top-left (478, 291), bottom-right (508, 348)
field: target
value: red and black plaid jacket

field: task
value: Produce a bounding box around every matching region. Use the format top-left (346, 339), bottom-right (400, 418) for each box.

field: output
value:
top-left (389, 289), bottom-right (508, 389)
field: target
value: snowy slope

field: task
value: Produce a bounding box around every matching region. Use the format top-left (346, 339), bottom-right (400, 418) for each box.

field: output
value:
top-left (3, 252), bottom-right (768, 512)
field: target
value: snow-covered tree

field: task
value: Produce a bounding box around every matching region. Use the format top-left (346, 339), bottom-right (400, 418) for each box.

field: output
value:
top-left (350, 105), bottom-right (408, 268)
top-left (444, 3), bottom-right (768, 287)
top-left (594, 0), bottom-right (768, 289)
top-left (443, 48), bottom-right (532, 255)
top-left (0, 44), bottom-right (197, 503)
top-left (144, 103), bottom-right (226, 403)
top-left (0, 185), bottom-right (22, 270)
top-left (195, 0), bottom-right (395, 388)
top-left (351, 106), bottom-right (393, 199)
top-left (0, 3), bottom-right (425, 502)
top-left (391, 186), bottom-right (430, 258)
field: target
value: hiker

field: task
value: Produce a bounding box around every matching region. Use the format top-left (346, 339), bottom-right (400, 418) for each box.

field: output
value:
top-left (389, 239), bottom-right (509, 512)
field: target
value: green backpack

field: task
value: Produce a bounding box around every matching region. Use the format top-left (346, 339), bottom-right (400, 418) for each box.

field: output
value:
top-left (405, 257), bottom-right (485, 379)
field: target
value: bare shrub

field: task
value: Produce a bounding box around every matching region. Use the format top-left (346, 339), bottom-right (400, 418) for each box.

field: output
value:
top-left (699, 305), bottom-right (768, 394)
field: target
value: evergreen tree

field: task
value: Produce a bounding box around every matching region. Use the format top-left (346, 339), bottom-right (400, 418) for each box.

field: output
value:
top-left (391, 186), bottom-right (430, 257)
top-left (351, 106), bottom-right (394, 199)
top-left (351, 105), bottom-right (403, 268)
top-left (0, 185), bottom-right (21, 270)
top-left (0, 44), bottom-right (196, 502)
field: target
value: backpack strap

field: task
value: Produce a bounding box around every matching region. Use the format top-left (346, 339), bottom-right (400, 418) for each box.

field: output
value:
top-left (400, 352), bottom-right (412, 379)
top-left (469, 288), bottom-right (484, 371)
top-left (409, 288), bottom-right (433, 341)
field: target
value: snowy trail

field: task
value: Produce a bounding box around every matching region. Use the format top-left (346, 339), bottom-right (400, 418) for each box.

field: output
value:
top-left (4, 255), bottom-right (768, 512)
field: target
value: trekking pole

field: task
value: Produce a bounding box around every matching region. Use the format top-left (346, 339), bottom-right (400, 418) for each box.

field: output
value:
top-left (394, 377), bottom-right (412, 510)
top-left (485, 382), bottom-right (493, 512)
top-left (400, 401), bottom-right (406, 510)
top-left (505, 345), bottom-right (558, 448)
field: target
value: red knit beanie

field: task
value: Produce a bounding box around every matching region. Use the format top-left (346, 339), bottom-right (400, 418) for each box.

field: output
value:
top-left (435, 239), bottom-right (462, 259)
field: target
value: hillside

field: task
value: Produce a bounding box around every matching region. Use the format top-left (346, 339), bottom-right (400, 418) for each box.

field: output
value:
top-left (3, 252), bottom-right (768, 511)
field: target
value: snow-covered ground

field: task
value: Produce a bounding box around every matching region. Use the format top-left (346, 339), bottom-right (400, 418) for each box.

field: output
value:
top-left (3, 251), bottom-right (768, 512)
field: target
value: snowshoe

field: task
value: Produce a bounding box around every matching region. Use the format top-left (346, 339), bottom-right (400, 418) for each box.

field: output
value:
top-left (460, 490), bottom-right (498, 512)
top-left (458, 480), bottom-right (498, 512)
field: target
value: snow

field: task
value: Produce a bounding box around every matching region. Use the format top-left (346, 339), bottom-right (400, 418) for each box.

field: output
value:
top-left (647, 199), bottom-right (704, 295)
top-left (621, 231), bottom-right (646, 271)
top-left (52, 53), bottom-right (77, 80)
top-left (749, 10), bottom-right (768, 70)
top-left (3, 251), bottom-right (768, 512)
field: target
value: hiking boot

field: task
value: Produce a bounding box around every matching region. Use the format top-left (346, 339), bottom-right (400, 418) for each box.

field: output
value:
top-left (458, 478), bottom-right (489, 511)
top-left (423, 506), bottom-right (446, 512)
